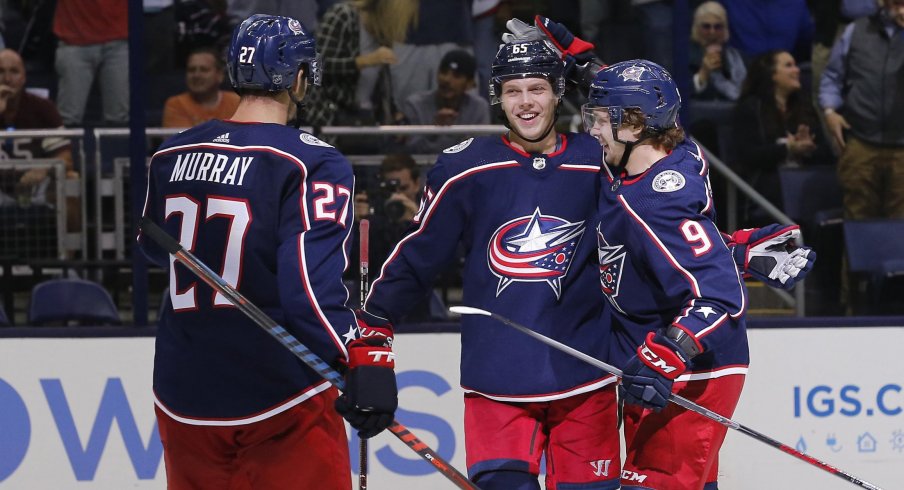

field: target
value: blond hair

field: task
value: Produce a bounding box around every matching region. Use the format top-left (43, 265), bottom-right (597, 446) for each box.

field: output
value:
top-left (355, 0), bottom-right (419, 45)
top-left (691, 1), bottom-right (729, 45)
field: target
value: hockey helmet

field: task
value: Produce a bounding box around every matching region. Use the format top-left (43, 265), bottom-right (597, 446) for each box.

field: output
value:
top-left (582, 59), bottom-right (680, 142)
top-left (489, 40), bottom-right (565, 104)
top-left (227, 14), bottom-right (322, 92)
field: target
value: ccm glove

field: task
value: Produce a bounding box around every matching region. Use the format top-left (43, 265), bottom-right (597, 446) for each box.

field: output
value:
top-left (335, 311), bottom-right (397, 439)
top-left (728, 224), bottom-right (816, 290)
top-left (620, 331), bottom-right (695, 411)
top-left (533, 15), bottom-right (604, 88)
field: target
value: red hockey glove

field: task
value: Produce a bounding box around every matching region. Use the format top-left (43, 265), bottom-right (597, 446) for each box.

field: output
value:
top-left (355, 309), bottom-right (394, 345)
top-left (534, 15), bottom-right (596, 60)
top-left (533, 16), bottom-right (605, 89)
top-left (334, 311), bottom-right (397, 439)
top-left (728, 224), bottom-right (816, 290)
top-left (619, 331), bottom-right (695, 411)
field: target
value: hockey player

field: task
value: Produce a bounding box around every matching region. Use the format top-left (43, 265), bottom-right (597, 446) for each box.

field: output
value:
top-left (138, 15), bottom-right (396, 489)
top-left (587, 60), bottom-right (750, 490)
top-left (364, 39), bottom-right (622, 490)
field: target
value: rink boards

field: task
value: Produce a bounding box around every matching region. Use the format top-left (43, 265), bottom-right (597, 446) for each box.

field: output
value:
top-left (0, 325), bottom-right (900, 489)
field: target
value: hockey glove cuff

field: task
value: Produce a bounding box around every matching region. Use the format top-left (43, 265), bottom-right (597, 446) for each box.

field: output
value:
top-left (729, 224), bottom-right (816, 290)
top-left (619, 332), bottom-right (691, 411)
top-left (533, 15), bottom-right (604, 89)
top-left (354, 309), bottom-right (394, 346)
top-left (335, 334), bottom-right (398, 439)
top-left (534, 15), bottom-right (595, 59)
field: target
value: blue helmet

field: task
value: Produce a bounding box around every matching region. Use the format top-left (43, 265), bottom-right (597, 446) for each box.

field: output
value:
top-left (489, 40), bottom-right (565, 104)
top-left (583, 59), bottom-right (680, 138)
top-left (227, 14), bottom-right (321, 92)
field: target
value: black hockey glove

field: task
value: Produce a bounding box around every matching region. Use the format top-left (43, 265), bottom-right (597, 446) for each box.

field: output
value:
top-left (334, 311), bottom-right (397, 439)
top-left (619, 331), bottom-right (695, 411)
top-left (727, 224), bottom-right (816, 290)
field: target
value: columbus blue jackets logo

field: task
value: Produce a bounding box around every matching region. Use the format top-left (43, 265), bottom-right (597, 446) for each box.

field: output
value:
top-left (619, 64), bottom-right (646, 82)
top-left (488, 208), bottom-right (585, 299)
top-left (597, 225), bottom-right (627, 314)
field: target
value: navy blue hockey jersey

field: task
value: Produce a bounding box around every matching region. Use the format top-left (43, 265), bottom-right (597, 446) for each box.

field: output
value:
top-left (365, 133), bottom-right (617, 400)
top-left (597, 140), bottom-right (749, 378)
top-left (139, 120), bottom-right (357, 422)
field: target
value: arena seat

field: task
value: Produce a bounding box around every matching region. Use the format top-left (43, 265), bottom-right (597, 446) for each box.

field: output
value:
top-left (844, 219), bottom-right (904, 314)
top-left (28, 278), bottom-right (122, 326)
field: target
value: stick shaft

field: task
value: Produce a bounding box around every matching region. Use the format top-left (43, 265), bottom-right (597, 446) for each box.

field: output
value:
top-left (358, 219), bottom-right (370, 490)
top-left (482, 310), bottom-right (883, 490)
top-left (142, 218), bottom-right (477, 490)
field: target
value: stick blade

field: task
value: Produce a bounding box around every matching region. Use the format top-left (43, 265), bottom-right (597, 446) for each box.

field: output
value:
top-left (449, 306), bottom-right (491, 316)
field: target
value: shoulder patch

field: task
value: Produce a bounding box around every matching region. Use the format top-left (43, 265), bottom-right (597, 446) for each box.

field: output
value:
top-left (443, 138), bottom-right (474, 154)
top-left (299, 133), bottom-right (333, 148)
top-left (651, 170), bottom-right (685, 193)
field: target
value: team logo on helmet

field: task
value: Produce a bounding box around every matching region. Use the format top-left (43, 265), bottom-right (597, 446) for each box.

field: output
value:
top-left (619, 64), bottom-right (646, 82)
top-left (487, 208), bottom-right (585, 299)
top-left (287, 18), bottom-right (303, 34)
top-left (597, 225), bottom-right (627, 314)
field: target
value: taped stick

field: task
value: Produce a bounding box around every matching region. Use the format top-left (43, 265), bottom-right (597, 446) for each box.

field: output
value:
top-left (142, 218), bottom-right (478, 490)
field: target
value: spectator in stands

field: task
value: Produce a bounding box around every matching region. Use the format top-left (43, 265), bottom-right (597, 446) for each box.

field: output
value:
top-left (0, 49), bottom-right (75, 181)
top-left (52, 0), bottom-right (129, 127)
top-left (731, 50), bottom-right (829, 226)
top-left (808, 0), bottom-right (879, 168)
top-left (390, 0), bottom-right (471, 105)
top-left (162, 47), bottom-right (240, 128)
top-left (302, 0), bottom-right (418, 129)
top-left (0, 48), bottom-right (79, 226)
top-left (690, 1), bottom-right (746, 102)
top-left (367, 153), bottom-right (422, 237)
top-left (226, 0), bottom-right (319, 34)
top-left (722, 0), bottom-right (814, 63)
top-left (352, 154), bottom-right (421, 268)
top-left (401, 50), bottom-right (489, 154)
top-left (174, 0), bottom-right (234, 67)
top-left (349, 154), bottom-right (436, 319)
top-left (471, 0), bottom-right (507, 101)
top-left (819, 0), bottom-right (904, 220)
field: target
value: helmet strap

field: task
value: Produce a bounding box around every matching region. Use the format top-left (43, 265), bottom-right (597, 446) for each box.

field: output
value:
top-left (288, 82), bottom-right (306, 129)
top-left (614, 130), bottom-right (656, 168)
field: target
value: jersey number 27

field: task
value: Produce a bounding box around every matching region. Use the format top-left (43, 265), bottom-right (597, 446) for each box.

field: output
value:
top-left (165, 195), bottom-right (250, 311)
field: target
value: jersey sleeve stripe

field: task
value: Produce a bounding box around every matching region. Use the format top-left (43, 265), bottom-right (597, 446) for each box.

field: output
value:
top-left (676, 364), bottom-right (748, 382)
top-left (297, 232), bottom-right (350, 357)
top-left (368, 160), bottom-right (520, 297)
top-left (559, 164), bottom-right (601, 172)
top-left (695, 312), bottom-right (729, 338)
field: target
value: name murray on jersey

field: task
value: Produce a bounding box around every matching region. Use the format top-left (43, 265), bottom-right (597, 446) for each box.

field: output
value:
top-left (169, 151), bottom-right (253, 185)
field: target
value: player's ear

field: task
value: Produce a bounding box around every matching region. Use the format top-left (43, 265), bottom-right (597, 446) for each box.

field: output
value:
top-left (293, 68), bottom-right (308, 99)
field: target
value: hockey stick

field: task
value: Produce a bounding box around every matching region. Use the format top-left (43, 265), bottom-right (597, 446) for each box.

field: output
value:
top-left (450, 306), bottom-right (885, 490)
top-left (358, 219), bottom-right (369, 490)
top-left (141, 218), bottom-right (478, 490)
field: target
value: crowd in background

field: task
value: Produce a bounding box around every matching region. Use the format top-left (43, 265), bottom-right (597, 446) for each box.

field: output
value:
top-left (0, 0), bottom-right (902, 318)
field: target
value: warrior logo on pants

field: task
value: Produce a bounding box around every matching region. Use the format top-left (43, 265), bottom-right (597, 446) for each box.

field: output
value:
top-left (487, 207), bottom-right (585, 299)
